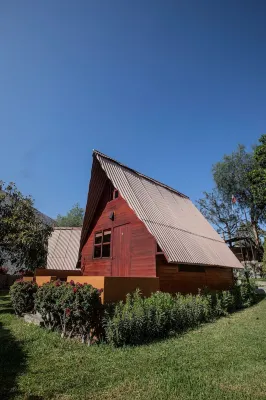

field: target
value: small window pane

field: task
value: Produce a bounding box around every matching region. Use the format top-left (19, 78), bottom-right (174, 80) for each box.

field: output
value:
top-left (103, 230), bottom-right (111, 243)
top-left (179, 265), bottom-right (205, 273)
top-left (102, 244), bottom-right (110, 258)
top-left (114, 190), bottom-right (119, 199)
top-left (94, 245), bottom-right (101, 258)
top-left (95, 232), bottom-right (102, 244)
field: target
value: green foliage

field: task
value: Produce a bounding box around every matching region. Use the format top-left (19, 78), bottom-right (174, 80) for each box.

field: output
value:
top-left (10, 280), bottom-right (38, 316)
top-left (250, 134), bottom-right (266, 221)
top-left (0, 181), bottom-right (53, 271)
top-left (263, 239), bottom-right (266, 277)
top-left (104, 283), bottom-right (258, 347)
top-left (34, 280), bottom-right (102, 343)
top-left (212, 145), bottom-right (254, 208)
top-left (197, 143), bottom-right (265, 252)
top-left (56, 203), bottom-right (84, 227)
top-left (212, 144), bottom-right (263, 248)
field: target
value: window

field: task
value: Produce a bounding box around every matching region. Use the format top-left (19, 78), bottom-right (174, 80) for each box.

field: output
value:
top-left (178, 265), bottom-right (205, 273)
top-left (113, 189), bottom-right (119, 199)
top-left (93, 230), bottom-right (111, 258)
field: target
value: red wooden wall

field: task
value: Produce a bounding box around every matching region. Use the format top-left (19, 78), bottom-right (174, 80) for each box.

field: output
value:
top-left (81, 183), bottom-right (157, 277)
top-left (156, 254), bottom-right (234, 294)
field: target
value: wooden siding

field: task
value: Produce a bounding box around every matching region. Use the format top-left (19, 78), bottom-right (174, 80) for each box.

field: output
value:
top-left (205, 267), bottom-right (234, 291)
top-left (112, 224), bottom-right (131, 276)
top-left (35, 268), bottom-right (81, 278)
top-left (156, 255), bottom-right (233, 294)
top-left (82, 183), bottom-right (156, 277)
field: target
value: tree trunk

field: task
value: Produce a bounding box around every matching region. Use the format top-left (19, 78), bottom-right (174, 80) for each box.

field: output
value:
top-left (225, 223), bottom-right (232, 244)
top-left (251, 220), bottom-right (260, 247)
top-left (250, 217), bottom-right (260, 261)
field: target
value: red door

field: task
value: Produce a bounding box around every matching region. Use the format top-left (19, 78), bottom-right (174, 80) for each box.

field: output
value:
top-left (112, 224), bottom-right (131, 276)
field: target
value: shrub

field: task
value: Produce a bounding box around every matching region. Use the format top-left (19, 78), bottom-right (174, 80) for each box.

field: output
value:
top-left (104, 282), bottom-right (258, 347)
top-left (10, 280), bottom-right (38, 316)
top-left (104, 291), bottom-right (213, 346)
top-left (35, 280), bottom-right (103, 343)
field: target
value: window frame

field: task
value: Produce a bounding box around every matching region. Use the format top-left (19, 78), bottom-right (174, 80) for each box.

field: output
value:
top-left (113, 189), bottom-right (119, 200)
top-left (178, 265), bottom-right (205, 273)
top-left (93, 229), bottom-right (112, 259)
top-left (156, 243), bottom-right (163, 254)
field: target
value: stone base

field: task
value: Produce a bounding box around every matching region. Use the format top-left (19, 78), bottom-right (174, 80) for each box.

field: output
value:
top-left (24, 312), bottom-right (44, 326)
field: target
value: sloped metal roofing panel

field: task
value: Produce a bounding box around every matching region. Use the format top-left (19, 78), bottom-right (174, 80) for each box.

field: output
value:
top-left (79, 156), bottom-right (108, 255)
top-left (47, 227), bottom-right (81, 270)
top-left (95, 152), bottom-right (242, 269)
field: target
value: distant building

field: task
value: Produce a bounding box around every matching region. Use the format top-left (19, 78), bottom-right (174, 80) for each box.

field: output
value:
top-left (226, 236), bottom-right (263, 263)
top-left (46, 227), bottom-right (82, 270)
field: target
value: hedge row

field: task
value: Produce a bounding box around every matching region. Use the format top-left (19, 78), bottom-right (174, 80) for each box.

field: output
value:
top-left (10, 279), bottom-right (258, 347)
top-left (104, 283), bottom-right (257, 346)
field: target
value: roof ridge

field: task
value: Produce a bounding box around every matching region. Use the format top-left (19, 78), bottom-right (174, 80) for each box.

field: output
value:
top-left (93, 150), bottom-right (189, 199)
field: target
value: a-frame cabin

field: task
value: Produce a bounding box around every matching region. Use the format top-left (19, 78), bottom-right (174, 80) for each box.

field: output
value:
top-left (78, 151), bottom-right (242, 294)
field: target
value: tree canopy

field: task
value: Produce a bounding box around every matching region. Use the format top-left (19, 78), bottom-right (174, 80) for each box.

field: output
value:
top-left (196, 190), bottom-right (240, 241)
top-left (0, 182), bottom-right (53, 271)
top-left (211, 144), bottom-right (261, 246)
top-left (250, 134), bottom-right (266, 220)
top-left (212, 145), bottom-right (254, 209)
top-left (197, 136), bottom-right (266, 259)
top-left (56, 203), bottom-right (84, 227)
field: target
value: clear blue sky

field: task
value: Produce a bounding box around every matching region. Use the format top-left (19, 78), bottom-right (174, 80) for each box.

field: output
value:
top-left (1, 1), bottom-right (265, 218)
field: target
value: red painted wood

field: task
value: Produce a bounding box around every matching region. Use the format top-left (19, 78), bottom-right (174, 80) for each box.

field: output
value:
top-left (112, 224), bottom-right (131, 276)
top-left (156, 254), bottom-right (234, 294)
top-left (81, 182), bottom-right (156, 277)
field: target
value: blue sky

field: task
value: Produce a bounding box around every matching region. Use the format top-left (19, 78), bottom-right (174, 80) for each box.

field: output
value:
top-left (1, 1), bottom-right (265, 218)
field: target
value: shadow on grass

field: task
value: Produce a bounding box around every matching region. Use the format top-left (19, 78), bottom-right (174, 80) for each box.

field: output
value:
top-left (0, 321), bottom-right (27, 399)
top-left (0, 291), bottom-right (27, 399)
top-left (0, 291), bottom-right (14, 315)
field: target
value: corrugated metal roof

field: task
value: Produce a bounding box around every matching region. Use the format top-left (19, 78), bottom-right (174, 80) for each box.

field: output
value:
top-left (79, 156), bottom-right (108, 257)
top-left (92, 151), bottom-right (242, 269)
top-left (47, 227), bottom-right (81, 270)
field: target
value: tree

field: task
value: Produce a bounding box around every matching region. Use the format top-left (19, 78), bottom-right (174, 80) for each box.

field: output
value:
top-left (0, 182), bottom-right (53, 271)
top-left (263, 239), bottom-right (266, 277)
top-left (56, 203), bottom-right (84, 227)
top-left (212, 144), bottom-right (261, 246)
top-left (249, 134), bottom-right (266, 220)
top-left (196, 190), bottom-right (240, 241)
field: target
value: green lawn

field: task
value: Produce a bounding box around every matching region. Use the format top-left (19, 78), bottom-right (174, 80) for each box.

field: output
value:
top-left (1, 293), bottom-right (266, 400)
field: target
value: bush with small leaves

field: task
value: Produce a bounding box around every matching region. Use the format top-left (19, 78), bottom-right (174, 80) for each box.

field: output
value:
top-left (10, 280), bottom-right (38, 316)
top-left (104, 280), bottom-right (258, 347)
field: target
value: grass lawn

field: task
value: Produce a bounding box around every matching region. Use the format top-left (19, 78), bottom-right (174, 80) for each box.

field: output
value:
top-left (256, 278), bottom-right (266, 285)
top-left (1, 293), bottom-right (266, 400)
